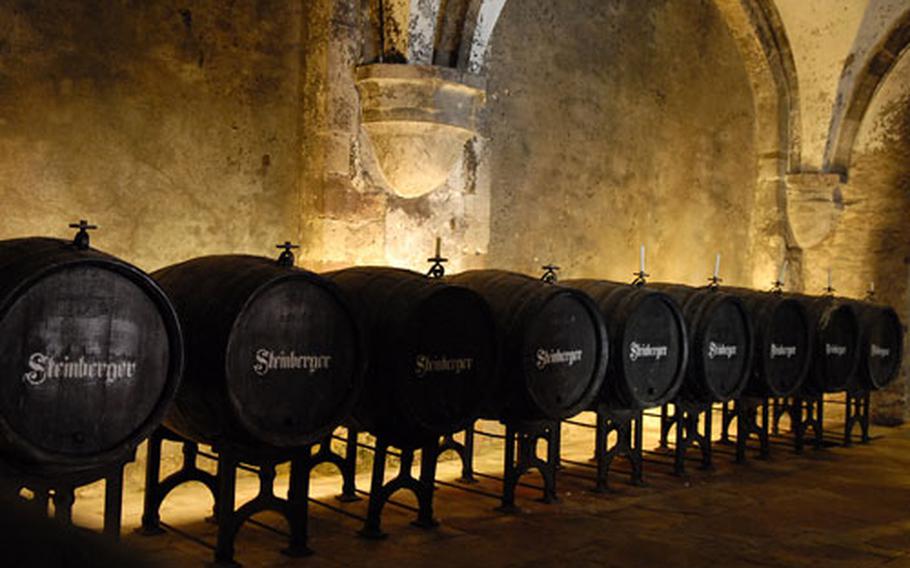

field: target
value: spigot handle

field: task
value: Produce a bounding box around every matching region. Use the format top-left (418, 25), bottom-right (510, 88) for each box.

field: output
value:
top-left (69, 219), bottom-right (97, 251)
top-left (276, 241), bottom-right (300, 267)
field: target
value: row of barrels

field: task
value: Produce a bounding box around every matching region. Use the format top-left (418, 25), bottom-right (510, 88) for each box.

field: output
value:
top-left (0, 229), bottom-right (903, 478)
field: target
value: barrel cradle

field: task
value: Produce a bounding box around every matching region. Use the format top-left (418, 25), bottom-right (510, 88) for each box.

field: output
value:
top-left (651, 283), bottom-right (754, 403)
top-left (448, 270), bottom-right (608, 422)
top-left (846, 300), bottom-right (903, 392)
top-left (787, 294), bottom-right (861, 395)
top-left (154, 255), bottom-right (364, 453)
top-left (724, 289), bottom-right (812, 398)
top-left (0, 236), bottom-right (184, 474)
top-left (327, 267), bottom-right (498, 448)
top-left (563, 280), bottom-right (687, 410)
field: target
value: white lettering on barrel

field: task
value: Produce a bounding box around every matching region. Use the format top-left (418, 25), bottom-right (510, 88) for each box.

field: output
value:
top-left (708, 342), bottom-right (737, 360)
top-left (770, 344), bottom-right (796, 359)
top-left (536, 348), bottom-right (583, 370)
top-left (825, 343), bottom-right (847, 357)
top-left (629, 342), bottom-right (668, 362)
top-left (871, 344), bottom-right (891, 358)
top-left (253, 349), bottom-right (332, 377)
top-left (415, 355), bottom-right (474, 377)
top-left (22, 352), bottom-right (138, 387)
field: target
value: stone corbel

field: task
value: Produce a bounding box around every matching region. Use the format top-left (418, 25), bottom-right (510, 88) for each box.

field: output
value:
top-left (355, 64), bottom-right (486, 199)
top-left (784, 172), bottom-right (844, 249)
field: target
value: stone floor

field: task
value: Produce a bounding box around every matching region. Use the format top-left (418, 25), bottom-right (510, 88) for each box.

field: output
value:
top-left (65, 403), bottom-right (910, 567)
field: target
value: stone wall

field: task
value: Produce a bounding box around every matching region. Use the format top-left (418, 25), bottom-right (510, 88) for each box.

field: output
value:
top-left (804, 46), bottom-right (910, 422)
top-left (0, 1), bottom-right (304, 270)
top-left (297, 0), bottom-right (493, 273)
top-left (485, 0), bottom-right (758, 286)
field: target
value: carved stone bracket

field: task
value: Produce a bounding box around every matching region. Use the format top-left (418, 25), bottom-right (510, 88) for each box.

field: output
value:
top-left (785, 172), bottom-right (843, 249)
top-left (356, 64), bottom-right (486, 198)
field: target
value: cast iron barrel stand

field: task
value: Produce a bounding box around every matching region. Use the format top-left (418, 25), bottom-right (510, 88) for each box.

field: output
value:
top-left (1, 454), bottom-right (131, 539)
top-left (658, 401), bottom-right (713, 475)
top-left (140, 427), bottom-right (353, 566)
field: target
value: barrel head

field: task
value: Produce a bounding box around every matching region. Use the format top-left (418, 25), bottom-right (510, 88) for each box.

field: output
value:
top-left (762, 299), bottom-right (810, 396)
top-left (0, 266), bottom-right (171, 458)
top-left (226, 277), bottom-right (359, 447)
top-left (815, 303), bottom-right (860, 393)
top-left (520, 292), bottom-right (601, 419)
top-left (698, 297), bottom-right (751, 401)
top-left (862, 306), bottom-right (903, 390)
top-left (399, 286), bottom-right (496, 438)
top-left (619, 293), bottom-right (686, 408)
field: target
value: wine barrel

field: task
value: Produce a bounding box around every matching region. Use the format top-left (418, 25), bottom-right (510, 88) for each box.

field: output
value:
top-left (154, 254), bottom-right (364, 451)
top-left (448, 271), bottom-right (608, 421)
top-left (563, 280), bottom-right (687, 409)
top-left (786, 294), bottom-right (861, 394)
top-left (651, 283), bottom-right (754, 403)
top-left (0, 234), bottom-right (183, 472)
top-left (848, 300), bottom-right (903, 391)
top-left (327, 267), bottom-right (497, 447)
top-left (725, 289), bottom-right (812, 397)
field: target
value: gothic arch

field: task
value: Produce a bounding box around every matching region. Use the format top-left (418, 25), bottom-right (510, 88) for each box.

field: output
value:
top-left (360, 0), bottom-right (507, 73)
top-left (713, 0), bottom-right (801, 173)
top-left (826, 8), bottom-right (910, 175)
top-left (360, 0), bottom-right (800, 144)
top-left (711, 0), bottom-right (802, 286)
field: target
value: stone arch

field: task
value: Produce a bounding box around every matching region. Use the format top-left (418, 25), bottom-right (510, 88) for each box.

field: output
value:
top-left (353, 0), bottom-right (802, 282)
top-left (712, 0), bottom-right (802, 286)
top-left (811, 43), bottom-right (910, 424)
top-left (360, 0), bottom-right (506, 72)
top-left (713, 0), bottom-right (801, 171)
top-left (434, 0), bottom-right (472, 67)
top-left (484, 0), bottom-right (776, 283)
top-left (826, 8), bottom-right (910, 176)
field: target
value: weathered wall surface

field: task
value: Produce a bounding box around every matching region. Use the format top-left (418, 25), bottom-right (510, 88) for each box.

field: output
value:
top-left (804, 47), bottom-right (910, 422)
top-left (485, 0), bottom-right (758, 286)
top-left (823, 0), bottom-right (910, 170)
top-left (775, 0), bottom-right (866, 170)
top-left (0, 1), bottom-right (303, 271)
top-left (2, 0), bottom-right (910, 426)
top-left (298, 1), bottom-right (492, 274)
top-left (808, 47), bottom-right (910, 300)
top-left (772, 0), bottom-right (909, 170)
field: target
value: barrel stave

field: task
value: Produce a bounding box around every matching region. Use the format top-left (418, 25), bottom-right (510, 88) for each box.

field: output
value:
top-left (328, 267), bottom-right (497, 447)
top-left (154, 257), bottom-right (270, 446)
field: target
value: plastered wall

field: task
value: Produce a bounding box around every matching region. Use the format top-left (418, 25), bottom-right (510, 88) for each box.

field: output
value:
top-left (0, 1), bottom-right (304, 271)
top-left (485, 0), bottom-right (758, 287)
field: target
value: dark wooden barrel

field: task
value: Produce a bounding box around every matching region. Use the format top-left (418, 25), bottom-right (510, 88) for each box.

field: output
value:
top-left (563, 280), bottom-right (687, 409)
top-left (725, 289), bottom-right (812, 397)
top-left (650, 284), bottom-right (754, 403)
top-left (0, 236), bottom-right (183, 472)
top-left (327, 267), bottom-right (497, 447)
top-left (448, 270), bottom-right (608, 421)
top-left (847, 301), bottom-right (904, 391)
top-left (154, 255), bottom-right (364, 451)
top-left (786, 294), bottom-right (861, 394)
